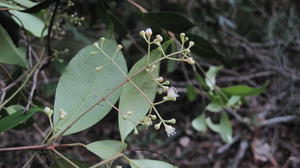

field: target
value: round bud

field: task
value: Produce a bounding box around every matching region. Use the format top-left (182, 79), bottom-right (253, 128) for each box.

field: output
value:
top-left (156, 35), bottom-right (163, 42)
top-left (189, 41), bottom-right (195, 47)
top-left (139, 30), bottom-right (146, 38)
top-left (117, 44), bottom-right (123, 50)
top-left (154, 122), bottom-right (161, 130)
top-left (145, 28), bottom-right (152, 38)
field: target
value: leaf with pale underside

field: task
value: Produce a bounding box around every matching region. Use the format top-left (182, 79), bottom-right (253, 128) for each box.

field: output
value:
top-left (53, 35), bottom-right (127, 136)
top-left (86, 140), bottom-right (125, 160)
top-left (118, 41), bottom-right (172, 141)
top-left (130, 159), bottom-right (176, 168)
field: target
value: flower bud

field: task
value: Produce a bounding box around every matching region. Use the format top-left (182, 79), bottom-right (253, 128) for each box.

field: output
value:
top-left (117, 44), bottom-right (123, 50)
top-left (90, 51), bottom-right (98, 55)
top-left (184, 49), bottom-right (191, 54)
top-left (156, 77), bottom-right (163, 83)
top-left (185, 57), bottom-right (195, 65)
top-left (166, 118), bottom-right (176, 124)
top-left (43, 107), bottom-right (53, 117)
top-left (180, 33), bottom-right (185, 42)
top-left (162, 86), bottom-right (169, 92)
top-left (150, 115), bottom-right (157, 120)
top-left (189, 41), bottom-right (195, 47)
top-left (154, 122), bottom-right (162, 130)
top-left (94, 42), bottom-right (99, 48)
top-left (126, 111), bottom-right (133, 115)
top-left (155, 35), bottom-right (163, 42)
top-left (145, 28), bottom-right (152, 38)
top-left (95, 66), bottom-right (103, 72)
top-left (139, 30), bottom-right (146, 38)
top-left (59, 109), bottom-right (67, 120)
top-left (134, 127), bottom-right (139, 135)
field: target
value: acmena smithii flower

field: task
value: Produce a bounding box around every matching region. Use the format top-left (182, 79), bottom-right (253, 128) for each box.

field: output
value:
top-left (164, 124), bottom-right (176, 137)
top-left (167, 87), bottom-right (179, 101)
top-left (145, 28), bottom-right (152, 38)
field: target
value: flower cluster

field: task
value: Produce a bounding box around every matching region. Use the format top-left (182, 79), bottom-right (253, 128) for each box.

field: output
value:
top-left (130, 28), bottom-right (197, 137)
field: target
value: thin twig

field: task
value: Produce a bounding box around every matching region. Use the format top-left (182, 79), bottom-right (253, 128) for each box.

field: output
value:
top-left (23, 56), bottom-right (48, 113)
top-left (232, 140), bottom-right (249, 168)
top-left (127, 0), bottom-right (147, 13)
top-left (0, 143), bottom-right (84, 152)
top-left (259, 115), bottom-right (299, 126)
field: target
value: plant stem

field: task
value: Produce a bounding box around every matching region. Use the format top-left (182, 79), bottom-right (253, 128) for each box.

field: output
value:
top-left (90, 152), bottom-right (123, 168)
top-left (52, 148), bottom-right (79, 168)
top-left (0, 143), bottom-right (85, 152)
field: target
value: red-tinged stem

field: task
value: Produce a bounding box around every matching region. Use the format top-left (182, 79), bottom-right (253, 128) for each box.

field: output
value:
top-left (0, 143), bottom-right (84, 152)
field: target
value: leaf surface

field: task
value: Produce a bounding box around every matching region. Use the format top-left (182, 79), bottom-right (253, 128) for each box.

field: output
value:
top-left (86, 140), bottom-right (124, 159)
top-left (0, 25), bottom-right (27, 68)
top-left (9, 10), bottom-right (47, 37)
top-left (221, 84), bottom-right (267, 96)
top-left (192, 114), bottom-right (207, 132)
top-left (220, 112), bottom-right (233, 143)
top-left (53, 36), bottom-right (127, 136)
top-left (118, 41), bottom-right (172, 141)
top-left (130, 159), bottom-right (176, 168)
top-left (0, 107), bottom-right (41, 133)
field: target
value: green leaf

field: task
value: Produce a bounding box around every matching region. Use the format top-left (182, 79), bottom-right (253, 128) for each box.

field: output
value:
top-left (192, 114), bottom-right (207, 132)
top-left (6, 105), bottom-right (24, 115)
top-left (221, 84), bottom-right (267, 96)
top-left (186, 85), bottom-right (197, 101)
top-left (205, 117), bottom-right (220, 133)
top-left (12, 0), bottom-right (37, 8)
top-left (9, 10), bottom-right (47, 37)
top-left (53, 158), bottom-right (90, 168)
top-left (53, 36), bottom-right (127, 136)
top-left (130, 159), bottom-right (176, 168)
top-left (0, 107), bottom-right (42, 133)
top-left (0, 2), bottom-right (24, 10)
top-left (186, 33), bottom-right (223, 60)
top-left (205, 66), bottom-right (222, 91)
top-left (206, 102), bottom-right (223, 113)
top-left (86, 140), bottom-right (125, 160)
top-left (0, 25), bottom-right (27, 68)
top-left (143, 12), bottom-right (194, 33)
top-left (118, 41), bottom-right (172, 141)
top-left (226, 96), bottom-right (241, 107)
top-left (220, 112), bottom-right (233, 143)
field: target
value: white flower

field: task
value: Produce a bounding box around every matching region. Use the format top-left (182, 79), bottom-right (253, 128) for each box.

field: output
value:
top-left (164, 124), bottom-right (176, 137)
top-left (167, 87), bottom-right (179, 101)
top-left (59, 109), bottom-right (67, 119)
top-left (145, 28), bottom-right (152, 37)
